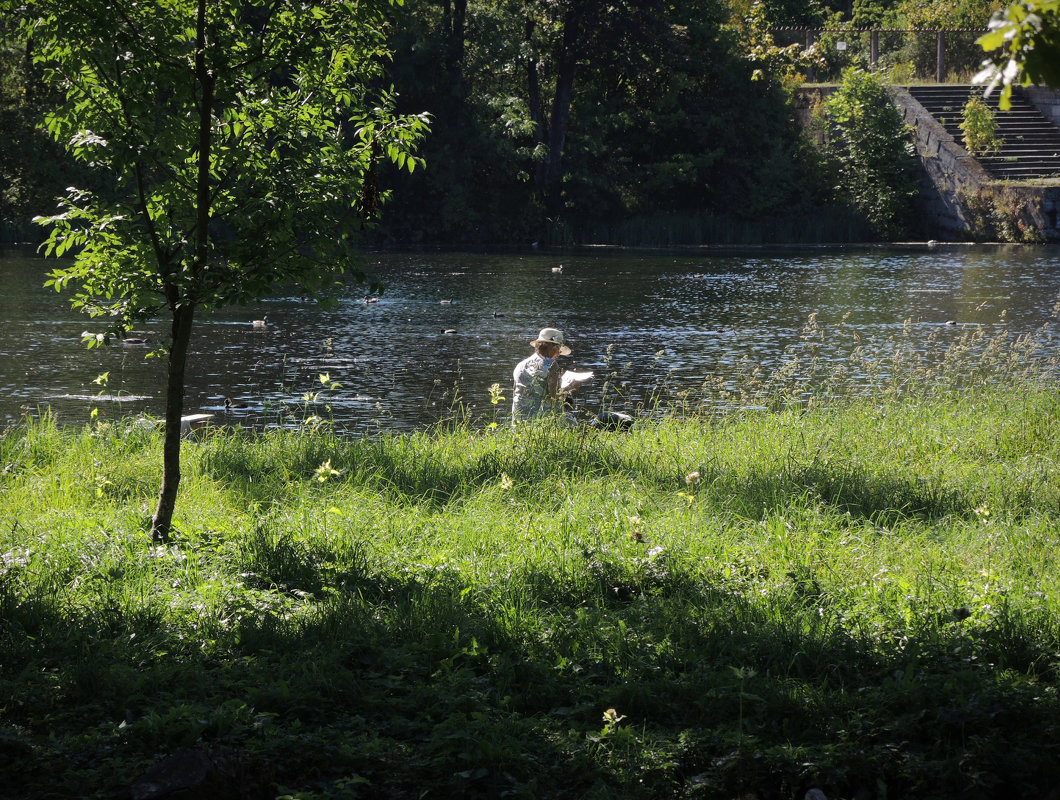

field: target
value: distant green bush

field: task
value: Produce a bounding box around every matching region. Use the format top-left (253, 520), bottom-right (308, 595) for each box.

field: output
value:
top-left (819, 68), bottom-right (919, 239)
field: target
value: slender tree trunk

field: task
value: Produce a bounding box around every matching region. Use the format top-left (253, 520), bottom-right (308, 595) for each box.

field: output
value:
top-left (447, 0), bottom-right (466, 102)
top-left (152, 303), bottom-right (194, 541)
top-left (543, 6), bottom-right (581, 218)
top-left (23, 38), bottom-right (35, 106)
top-left (526, 17), bottom-right (548, 197)
top-left (151, 0), bottom-right (213, 542)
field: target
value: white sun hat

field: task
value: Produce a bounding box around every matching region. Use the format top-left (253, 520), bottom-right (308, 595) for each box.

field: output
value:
top-left (530, 327), bottom-right (571, 356)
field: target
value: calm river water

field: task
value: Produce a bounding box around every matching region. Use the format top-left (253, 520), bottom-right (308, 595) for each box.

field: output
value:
top-left (2, 244), bottom-right (1059, 432)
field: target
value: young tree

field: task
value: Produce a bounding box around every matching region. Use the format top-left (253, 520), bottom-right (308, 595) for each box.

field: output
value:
top-left (16, 0), bottom-right (428, 541)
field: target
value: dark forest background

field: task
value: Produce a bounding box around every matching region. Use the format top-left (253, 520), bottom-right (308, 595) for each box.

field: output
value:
top-left (1, 0), bottom-right (1003, 246)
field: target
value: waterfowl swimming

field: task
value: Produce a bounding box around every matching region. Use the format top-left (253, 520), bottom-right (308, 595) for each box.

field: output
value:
top-left (252, 314), bottom-right (269, 328)
top-left (440, 299), bottom-right (453, 305)
top-left (492, 312), bottom-right (505, 318)
top-left (122, 337), bottom-right (151, 346)
top-left (552, 266), bottom-right (563, 273)
top-left (441, 328), bottom-right (457, 335)
top-left (224, 397), bottom-right (250, 411)
top-left (364, 296), bottom-right (380, 304)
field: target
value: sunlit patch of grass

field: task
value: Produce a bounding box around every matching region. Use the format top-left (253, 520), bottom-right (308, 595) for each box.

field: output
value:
top-left (3, 321), bottom-right (1060, 797)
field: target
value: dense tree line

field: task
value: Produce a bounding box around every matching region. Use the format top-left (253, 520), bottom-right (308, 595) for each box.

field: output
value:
top-left (0, 35), bottom-right (82, 240)
top-left (376, 0), bottom-right (1002, 245)
top-left (0, 0), bottom-right (1035, 246)
top-left (377, 0), bottom-right (849, 245)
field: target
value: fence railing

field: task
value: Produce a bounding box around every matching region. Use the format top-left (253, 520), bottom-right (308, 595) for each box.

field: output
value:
top-left (769, 28), bottom-right (990, 84)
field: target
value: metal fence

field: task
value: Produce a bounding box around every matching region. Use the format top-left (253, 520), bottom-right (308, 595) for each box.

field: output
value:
top-left (769, 28), bottom-right (990, 83)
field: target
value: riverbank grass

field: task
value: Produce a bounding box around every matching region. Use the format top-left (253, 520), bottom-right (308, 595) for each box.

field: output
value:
top-left (2, 386), bottom-right (1060, 798)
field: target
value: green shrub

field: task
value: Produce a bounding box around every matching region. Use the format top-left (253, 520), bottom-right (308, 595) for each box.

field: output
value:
top-left (960, 95), bottom-right (1003, 155)
top-left (821, 68), bottom-right (919, 239)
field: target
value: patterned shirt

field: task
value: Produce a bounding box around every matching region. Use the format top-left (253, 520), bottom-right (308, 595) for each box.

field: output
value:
top-left (512, 353), bottom-right (562, 421)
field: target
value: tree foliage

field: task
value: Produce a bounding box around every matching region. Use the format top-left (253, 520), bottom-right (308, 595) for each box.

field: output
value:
top-left (976, 0), bottom-right (1060, 108)
top-left (381, 0), bottom-right (830, 245)
top-left (728, 0), bottom-right (829, 26)
top-left (29, 0), bottom-right (427, 320)
top-left (16, 0), bottom-right (428, 539)
top-left (0, 31), bottom-right (88, 237)
top-left (849, 0), bottom-right (1000, 27)
top-left (821, 68), bottom-right (918, 239)
top-left (7, 0), bottom-right (998, 251)
top-left (897, 0), bottom-right (1001, 28)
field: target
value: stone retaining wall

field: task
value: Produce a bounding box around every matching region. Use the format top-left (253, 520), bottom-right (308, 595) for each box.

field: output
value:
top-left (790, 87), bottom-right (835, 144)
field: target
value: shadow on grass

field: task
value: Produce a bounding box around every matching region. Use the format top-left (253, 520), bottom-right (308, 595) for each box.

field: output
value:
top-left (197, 428), bottom-right (982, 527)
top-left (706, 461), bottom-right (973, 525)
top-left (195, 428), bottom-right (638, 508)
top-left (3, 555), bottom-right (1059, 800)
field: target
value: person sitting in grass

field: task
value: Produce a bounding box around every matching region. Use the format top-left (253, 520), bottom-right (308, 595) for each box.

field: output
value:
top-left (511, 327), bottom-right (571, 423)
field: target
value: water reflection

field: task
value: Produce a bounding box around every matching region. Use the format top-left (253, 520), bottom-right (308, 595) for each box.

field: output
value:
top-left (1, 245), bottom-right (1058, 432)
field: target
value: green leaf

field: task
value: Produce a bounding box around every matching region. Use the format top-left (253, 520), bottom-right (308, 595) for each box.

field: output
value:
top-left (977, 29), bottom-right (1008, 51)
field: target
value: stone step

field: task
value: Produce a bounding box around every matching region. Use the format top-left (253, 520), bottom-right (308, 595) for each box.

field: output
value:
top-left (970, 140), bottom-right (1060, 150)
top-left (984, 160), bottom-right (1060, 168)
top-left (980, 162), bottom-right (1060, 172)
top-left (908, 91), bottom-right (1039, 113)
top-left (994, 125), bottom-right (1060, 133)
top-left (994, 135), bottom-right (1060, 143)
top-left (989, 152), bottom-right (1060, 161)
top-left (941, 135), bottom-right (1060, 150)
top-left (941, 129), bottom-right (1060, 144)
top-left (934, 114), bottom-right (1059, 122)
top-left (984, 169), bottom-right (1060, 179)
top-left (917, 100), bottom-right (1042, 115)
top-left (908, 94), bottom-right (1035, 109)
top-left (984, 165), bottom-right (1060, 177)
top-left (990, 115), bottom-right (1058, 123)
top-left (982, 159), bottom-right (1060, 167)
top-left (937, 122), bottom-right (1060, 133)
top-left (905, 84), bottom-right (1060, 180)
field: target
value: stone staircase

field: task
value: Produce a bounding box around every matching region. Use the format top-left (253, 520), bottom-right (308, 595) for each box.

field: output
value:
top-left (905, 84), bottom-right (1060, 181)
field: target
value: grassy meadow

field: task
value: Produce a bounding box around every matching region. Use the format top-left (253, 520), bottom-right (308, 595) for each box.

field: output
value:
top-left (2, 321), bottom-right (1060, 799)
